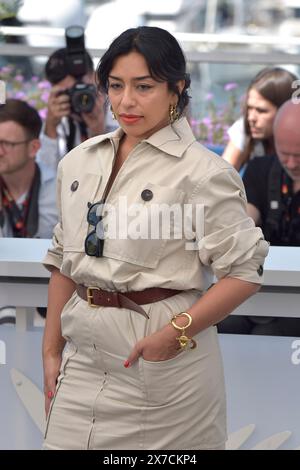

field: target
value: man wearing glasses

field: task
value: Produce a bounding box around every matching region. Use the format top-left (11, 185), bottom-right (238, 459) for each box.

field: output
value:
top-left (0, 99), bottom-right (57, 239)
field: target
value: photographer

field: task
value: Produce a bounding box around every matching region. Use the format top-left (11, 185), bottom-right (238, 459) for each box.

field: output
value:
top-left (38, 27), bottom-right (109, 169)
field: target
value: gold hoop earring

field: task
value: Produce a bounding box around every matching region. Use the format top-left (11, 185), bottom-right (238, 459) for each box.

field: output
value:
top-left (169, 104), bottom-right (179, 124)
top-left (110, 105), bottom-right (116, 120)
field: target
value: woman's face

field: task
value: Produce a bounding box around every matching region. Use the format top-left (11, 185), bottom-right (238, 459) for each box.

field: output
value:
top-left (247, 88), bottom-right (277, 140)
top-left (108, 51), bottom-right (180, 143)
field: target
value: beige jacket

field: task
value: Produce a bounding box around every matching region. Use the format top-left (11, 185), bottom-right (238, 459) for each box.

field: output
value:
top-left (44, 117), bottom-right (269, 291)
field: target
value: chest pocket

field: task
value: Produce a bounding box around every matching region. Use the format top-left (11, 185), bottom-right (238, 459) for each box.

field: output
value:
top-left (104, 182), bottom-right (186, 268)
top-left (61, 173), bottom-right (102, 252)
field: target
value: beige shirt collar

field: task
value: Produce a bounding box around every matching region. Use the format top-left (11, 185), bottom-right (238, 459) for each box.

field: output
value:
top-left (81, 117), bottom-right (195, 158)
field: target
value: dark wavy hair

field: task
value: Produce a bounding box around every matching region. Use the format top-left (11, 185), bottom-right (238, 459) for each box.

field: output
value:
top-left (96, 26), bottom-right (191, 116)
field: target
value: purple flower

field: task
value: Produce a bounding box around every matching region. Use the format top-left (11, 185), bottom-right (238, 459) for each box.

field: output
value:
top-left (15, 91), bottom-right (26, 99)
top-left (0, 65), bottom-right (13, 73)
top-left (41, 91), bottom-right (50, 102)
top-left (39, 108), bottom-right (48, 119)
top-left (38, 80), bottom-right (51, 89)
top-left (201, 117), bottom-right (213, 127)
top-left (224, 82), bottom-right (238, 91)
top-left (190, 118), bottom-right (199, 126)
top-left (15, 75), bottom-right (24, 82)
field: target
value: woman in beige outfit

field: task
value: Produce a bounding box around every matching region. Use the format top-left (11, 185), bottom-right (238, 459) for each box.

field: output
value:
top-left (42, 26), bottom-right (269, 450)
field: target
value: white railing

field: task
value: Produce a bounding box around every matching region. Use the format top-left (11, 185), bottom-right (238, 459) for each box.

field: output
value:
top-left (1, 26), bottom-right (300, 64)
top-left (2, 26), bottom-right (300, 45)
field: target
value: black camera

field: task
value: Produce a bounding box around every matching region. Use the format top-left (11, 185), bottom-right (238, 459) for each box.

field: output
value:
top-left (64, 25), bottom-right (96, 115)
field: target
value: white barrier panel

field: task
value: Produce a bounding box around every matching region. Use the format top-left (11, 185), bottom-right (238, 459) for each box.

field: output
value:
top-left (1, 328), bottom-right (300, 450)
top-left (221, 334), bottom-right (300, 450)
top-left (0, 239), bottom-right (300, 449)
top-left (0, 326), bottom-right (44, 449)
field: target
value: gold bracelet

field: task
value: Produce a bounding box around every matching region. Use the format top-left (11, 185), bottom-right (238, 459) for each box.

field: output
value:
top-left (170, 312), bottom-right (197, 350)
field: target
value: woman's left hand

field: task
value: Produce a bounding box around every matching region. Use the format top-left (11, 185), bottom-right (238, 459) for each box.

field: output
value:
top-left (124, 323), bottom-right (181, 367)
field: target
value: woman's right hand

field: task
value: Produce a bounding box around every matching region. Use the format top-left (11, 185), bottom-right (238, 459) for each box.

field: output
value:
top-left (43, 354), bottom-right (62, 417)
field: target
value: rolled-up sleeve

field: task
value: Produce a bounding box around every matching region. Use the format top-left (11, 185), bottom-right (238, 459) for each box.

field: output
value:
top-left (43, 162), bottom-right (64, 271)
top-left (192, 167), bottom-right (269, 284)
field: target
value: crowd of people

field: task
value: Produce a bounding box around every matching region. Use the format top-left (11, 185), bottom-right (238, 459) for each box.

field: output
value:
top-left (218, 66), bottom-right (300, 336)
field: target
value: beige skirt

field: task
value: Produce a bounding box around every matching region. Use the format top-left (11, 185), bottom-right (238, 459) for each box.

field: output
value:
top-left (43, 290), bottom-right (227, 450)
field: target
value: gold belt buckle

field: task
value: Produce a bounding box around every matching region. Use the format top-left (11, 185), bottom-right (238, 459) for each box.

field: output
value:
top-left (87, 286), bottom-right (100, 307)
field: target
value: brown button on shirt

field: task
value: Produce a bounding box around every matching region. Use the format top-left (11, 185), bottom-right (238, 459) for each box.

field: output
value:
top-left (44, 118), bottom-right (269, 292)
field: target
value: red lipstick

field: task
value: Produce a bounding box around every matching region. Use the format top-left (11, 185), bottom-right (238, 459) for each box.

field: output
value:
top-left (119, 114), bottom-right (142, 124)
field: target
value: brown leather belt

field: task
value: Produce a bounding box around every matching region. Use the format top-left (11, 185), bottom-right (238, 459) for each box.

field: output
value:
top-left (76, 285), bottom-right (182, 319)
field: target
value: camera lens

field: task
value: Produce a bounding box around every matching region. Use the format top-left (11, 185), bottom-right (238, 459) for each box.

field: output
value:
top-left (73, 91), bottom-right (93, 113)
top-left (70, 83), bottom-right (97, 114)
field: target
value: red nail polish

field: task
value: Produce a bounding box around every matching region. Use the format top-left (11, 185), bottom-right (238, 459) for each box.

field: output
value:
top-left (47, 391), bottom-right (54, 399)
top-left (124, 360), bottom-right (130, 368)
